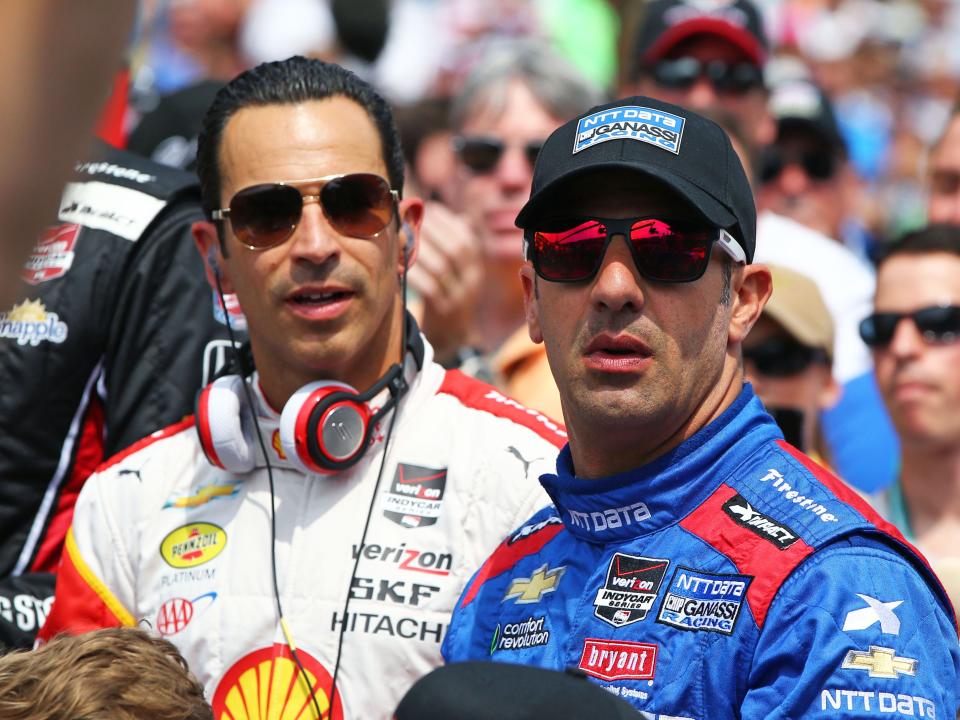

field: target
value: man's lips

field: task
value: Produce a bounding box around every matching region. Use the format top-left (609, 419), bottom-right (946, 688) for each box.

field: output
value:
top-left (583, 333), bottom-right (653, 372)
top-left (284, 285), bottom-right (355, 320)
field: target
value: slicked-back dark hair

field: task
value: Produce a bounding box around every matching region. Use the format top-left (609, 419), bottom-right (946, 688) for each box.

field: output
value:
top-left (196, 55), bottom-right (405, 218)
top-left (877, 223), bottom-right (960, 269)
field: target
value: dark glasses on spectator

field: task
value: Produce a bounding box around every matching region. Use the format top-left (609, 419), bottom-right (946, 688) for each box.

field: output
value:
top-left (859, 305), bottom-right (960, 347)
top-left (759, 146), bottom-right (837, 183)
top-left (744, 336), bottom-right (829, 377)
top-left (452, 136), bottom-right (544, 174)
top-left (524, 217), bottom-right (746, 283)
top-left (651, 57), bottom-right (764, 94)
top-left (212, 173), bottom-right (398, 250)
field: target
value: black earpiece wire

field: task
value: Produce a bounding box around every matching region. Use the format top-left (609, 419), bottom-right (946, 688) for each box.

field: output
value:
top-left (212, 265), bottom-right (324, 719)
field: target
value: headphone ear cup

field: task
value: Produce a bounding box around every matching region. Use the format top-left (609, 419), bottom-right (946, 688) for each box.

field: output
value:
top-left (279, 381), bottom-right (373, 475)
top-left (195, 375), bottom-right (256, 473)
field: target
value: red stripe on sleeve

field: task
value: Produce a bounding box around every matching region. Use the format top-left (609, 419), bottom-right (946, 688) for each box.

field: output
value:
top-left (438, 370), bottom-right (567, 448)
top-left (459, 522), bottom-right (565, 609)
top-left (680, 484), bottom-right (814, 629)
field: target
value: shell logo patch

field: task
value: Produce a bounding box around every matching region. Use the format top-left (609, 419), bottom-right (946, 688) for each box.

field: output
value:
top-left (212, 644), bottom-right (343, 719)
top-left (160, 523), bottom-right (226, 568)
top-left (272, 429), bottom-right (287, 460)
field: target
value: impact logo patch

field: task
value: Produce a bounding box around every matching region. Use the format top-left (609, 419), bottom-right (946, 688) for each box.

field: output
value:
top-left (594, 553), bottom-right (669, 627)
top-left (490, 616), bottom-right (551, 654)
top-left (656, 566), bottom-right (751, 635)
top-left (574, 105), bottom-right (685, 155)
top-left (0, 299), bottom-right (68, 346)
top-left (722, 494), bottom-right (799, 549)
top-left (160, 523), bottom-right (227, 568)
top-left (21, 223), bottom-right (80, 284)
top-left (579, 639), bottom-right (658, 682)
top-left (383, 464), bottom-right (447, 528)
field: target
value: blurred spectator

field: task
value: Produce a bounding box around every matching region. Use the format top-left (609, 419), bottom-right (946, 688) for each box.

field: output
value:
top-left (864, 224), bottom-right (960, 609)
top-left (622, 0), bottom-right (897, 491)
top-left (0, 627), bottom-right (211, 720)
top-left (0, 1), bottom-right (135, 307)
top-left (395, 96), bottom-right (458, 205)
top-left (0, 143), bottom-right (243, 650)
top-left (622, 0), bottom-right (775, 147)
top-left (757, 77), bottom-right (855, 247)
top-left (429, 40), bottom-right (604, 417)
top-left (744, 265), bottom-right (838, 462)
top-left (927, 103), bottom-right (960, 225)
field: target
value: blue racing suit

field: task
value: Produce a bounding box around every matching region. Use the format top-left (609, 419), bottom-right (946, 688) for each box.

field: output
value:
top-left (444, 386), bottom-right (960, 718)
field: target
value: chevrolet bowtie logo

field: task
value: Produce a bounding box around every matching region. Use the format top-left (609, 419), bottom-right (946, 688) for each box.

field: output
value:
top-left (503, 563), bottom-right (566, 604)
top-left (842, 646), bottom-right (918, 679)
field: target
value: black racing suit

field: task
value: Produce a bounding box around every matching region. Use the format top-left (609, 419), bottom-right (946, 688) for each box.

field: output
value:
top-left (0, 142), bottom-right (244, 649)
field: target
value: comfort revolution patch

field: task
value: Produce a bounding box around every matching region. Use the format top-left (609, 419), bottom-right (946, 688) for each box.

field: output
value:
top-left (574, 105), bottom-right (685, 155)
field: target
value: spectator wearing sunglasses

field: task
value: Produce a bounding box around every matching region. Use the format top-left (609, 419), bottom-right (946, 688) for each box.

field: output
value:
top-left (443, 96), bottom-right (960, 718)
top-left (425, 41), bottom-right (603, 419)
top-left (622, 0), bottom-right (774, 149)
top-left (743, 265), bottom-right (839, 463)
top-left (757, 78), bottom-right (854, 249)
top-left (865, 224), bottom-right (960, 610)
top-left (39, 57), bottom-right (566, 719)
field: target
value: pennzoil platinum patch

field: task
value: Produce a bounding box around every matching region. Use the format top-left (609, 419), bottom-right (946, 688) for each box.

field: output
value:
top-left (574, 105), bottom-right (685, 155)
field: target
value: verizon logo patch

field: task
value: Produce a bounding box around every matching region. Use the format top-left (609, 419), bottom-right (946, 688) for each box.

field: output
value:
top-left (578, 638), bottom-right (658, 682)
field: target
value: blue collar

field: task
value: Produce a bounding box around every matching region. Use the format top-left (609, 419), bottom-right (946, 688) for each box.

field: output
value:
top-left (541, 384), bottom-right (782, 543)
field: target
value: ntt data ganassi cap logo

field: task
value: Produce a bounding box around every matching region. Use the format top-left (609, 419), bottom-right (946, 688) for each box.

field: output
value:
top-left (594, 553), bottom-right (669, 627)
top-left (212, 644), bottom-right (343, 719)
top-left (574, 105), bottom-right (685, 155)
top-left (383, 464), bottom-right (447, 528)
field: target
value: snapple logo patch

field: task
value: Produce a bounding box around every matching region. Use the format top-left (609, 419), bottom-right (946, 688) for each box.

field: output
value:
top-left (574, 106), bottom-right (685, 155)
top-left (160, 523), bottom-right (226, 568)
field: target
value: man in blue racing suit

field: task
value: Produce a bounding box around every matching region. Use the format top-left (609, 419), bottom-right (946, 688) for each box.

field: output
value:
top-left (442, 96), bottom-right (960, 718)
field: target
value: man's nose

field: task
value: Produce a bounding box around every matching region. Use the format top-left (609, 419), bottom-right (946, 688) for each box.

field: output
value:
top-left (589, 235), bottom-right (645, 313)
top-left (683, 76), bottom-right (720, 110)
top-left (287, 199), bottom-right (341, 265)
top-left (495, 145), bottom-right (533, 191)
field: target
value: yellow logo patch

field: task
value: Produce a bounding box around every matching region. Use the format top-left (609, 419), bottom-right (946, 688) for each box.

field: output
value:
top-left (160, 523), bottom-right (227, 568)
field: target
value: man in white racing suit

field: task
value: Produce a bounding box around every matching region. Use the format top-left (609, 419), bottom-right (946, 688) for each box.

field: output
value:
top-left (39, 56), bottom-right (564, 719)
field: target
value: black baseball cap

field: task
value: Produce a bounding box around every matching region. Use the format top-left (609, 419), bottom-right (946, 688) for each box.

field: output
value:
top-left (393, 662), bottom-right (643, 719)
top-left (768, 78), bottom-right (846, 156)
top-left (633, 0), bottom-right (768, 70)
top-left (515, 95), bottom-right (757, 262)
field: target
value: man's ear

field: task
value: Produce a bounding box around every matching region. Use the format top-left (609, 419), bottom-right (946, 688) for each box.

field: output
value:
top-left (520, 264), bottom-right (543, 344)
top-left (192, 220), bottom-right (233, 293)
top-left (728, 263), bottom-right (773, 346)
top-left (397, 198), bottom-right (425, 271)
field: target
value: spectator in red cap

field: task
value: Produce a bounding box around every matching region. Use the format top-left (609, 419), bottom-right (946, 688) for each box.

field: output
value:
top-left (622, 0), bottom-right (774, 147)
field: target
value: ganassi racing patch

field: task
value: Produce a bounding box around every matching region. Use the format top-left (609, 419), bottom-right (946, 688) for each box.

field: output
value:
top-left (383, 464), bottom-right (447, 528)
top-left (594, 553), bottom-right (669, 627)
top-left (656, 566), bottom-right (751, 635)
top-left (574, 105), bottom-right (685, 155)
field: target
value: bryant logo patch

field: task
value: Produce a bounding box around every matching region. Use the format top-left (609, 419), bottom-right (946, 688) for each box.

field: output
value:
top-left (656, 566), bottom-right (751, 635)
top-left (383, 464), bottom-right (447, 528)
top-left (594, 553), bottom-right (669, 627)
top-left (21, 223), bottom-right (80, 284)
top-left (574, 105), bottom-right (685, 155)
top-left (579, 639), bottom-right (658, 682)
